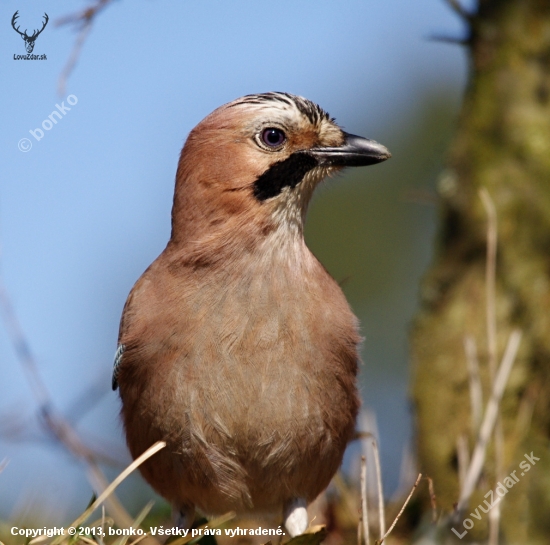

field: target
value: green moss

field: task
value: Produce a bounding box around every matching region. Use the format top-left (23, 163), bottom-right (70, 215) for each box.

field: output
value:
top-left (411, 1), bottom-right (550, 541)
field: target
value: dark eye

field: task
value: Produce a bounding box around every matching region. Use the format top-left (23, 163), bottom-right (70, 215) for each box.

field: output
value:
top-left (261, 128), bottom-right (286, 148)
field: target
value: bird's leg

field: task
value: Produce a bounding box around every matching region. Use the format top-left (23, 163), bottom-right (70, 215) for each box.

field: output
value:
top-left (283, 498), bottom-right (308, 537)
top-left (172, 503), bottom-right (195, 530)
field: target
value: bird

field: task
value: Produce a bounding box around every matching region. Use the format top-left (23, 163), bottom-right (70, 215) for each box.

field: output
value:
top-left (113, 92), bottom-right (390, 537)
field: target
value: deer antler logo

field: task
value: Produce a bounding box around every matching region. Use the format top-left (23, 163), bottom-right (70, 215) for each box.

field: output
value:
top-left (12, 11), bottom-right (49, 54)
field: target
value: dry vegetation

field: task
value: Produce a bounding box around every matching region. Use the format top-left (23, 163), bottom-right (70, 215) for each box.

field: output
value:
top-left (1, 189), bottom-right (522, 545)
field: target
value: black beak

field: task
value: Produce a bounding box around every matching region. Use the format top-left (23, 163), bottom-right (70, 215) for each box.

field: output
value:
top-left (309, 132), bottom-right (391, 167)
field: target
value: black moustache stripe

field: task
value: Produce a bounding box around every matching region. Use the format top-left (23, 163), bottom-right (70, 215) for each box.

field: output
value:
top-left (253, 152), bottom-right (318, 201)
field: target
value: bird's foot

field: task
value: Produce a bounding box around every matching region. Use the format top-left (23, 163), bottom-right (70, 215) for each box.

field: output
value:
top-left (283, 498), bottom-right (308, 537)
top-left (172, 504), bottom-right (195, 530)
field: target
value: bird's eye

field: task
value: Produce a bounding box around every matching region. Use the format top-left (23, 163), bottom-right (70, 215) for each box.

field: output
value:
top-left (261, 128), bottom-right (286, 148)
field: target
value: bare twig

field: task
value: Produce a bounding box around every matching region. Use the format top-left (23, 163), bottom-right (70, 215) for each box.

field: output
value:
top-left (0, 275), bottom-right (132, 527)
top-left (58, 23), bottom-right (93, 96)
top-left (0, 406), bottom-right (124, 467)
top-left (64, 375), bottom-right (110, 425)
top-left (56, 0), bottom-right (114, 95)
top-left (40, 406), bottom-right (122, 466)
top-left (426, 476), bottom-right (438, 523)
top-left (361, 456), bottom-right (370, 545)
top-left (377, 473), bottom-right (422, 545)
top-left (0, 283), bottom-right (50, 408)
top-left (428, 34), bottom-right (470, 46)
top-left (456, 330), bottom-right (522, 512)
top-left (444, 0), bottom-right (473, 20)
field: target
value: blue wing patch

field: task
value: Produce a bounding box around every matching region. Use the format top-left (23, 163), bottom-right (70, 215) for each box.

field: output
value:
top-left (112, 344), bottom-right (125, 391)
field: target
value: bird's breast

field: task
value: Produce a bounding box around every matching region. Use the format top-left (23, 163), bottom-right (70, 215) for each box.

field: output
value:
top-left (119, 241), bottom-right (360, 511)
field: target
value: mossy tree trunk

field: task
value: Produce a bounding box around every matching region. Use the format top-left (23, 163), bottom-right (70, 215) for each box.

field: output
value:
top-left (411, 1), bottom-right (550, 542)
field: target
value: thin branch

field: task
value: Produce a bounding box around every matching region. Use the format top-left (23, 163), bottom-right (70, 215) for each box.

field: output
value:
top-left (0, 283), bottom-right (50, 408)
top-left (56, 0), bottom-right (114, 95)
top-left (456, 330), bottom-right (522, 512)
top-left (377, 473), bottom-right (422, 545)
top-left (57, 23), bottom-right (93, 96)
top-left (361, 456), bottom-right (370, 545)
top-left (426, 476), bottom-right (438, 523)
top-left (428, 33), bottom-right (470, 46)
top-left (444, 0), bottom-right (473, 21)
top-left (0, 274), bottom-right (132, 527)
top-left (64, 375), bottom-right (110, 426)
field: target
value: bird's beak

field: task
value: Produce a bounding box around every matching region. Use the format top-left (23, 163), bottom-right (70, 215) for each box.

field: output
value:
top-left (309, 132), bottom-right (391, 167)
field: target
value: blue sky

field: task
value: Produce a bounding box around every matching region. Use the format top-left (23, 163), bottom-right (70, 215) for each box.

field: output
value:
top-left (1, 0), bottom-right (468, 521)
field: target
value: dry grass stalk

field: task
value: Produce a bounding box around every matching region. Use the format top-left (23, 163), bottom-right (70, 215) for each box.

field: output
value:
top-left (113, 502), bottom-right (154, 545)
top-left (356, 428), bottom-right (385, 541)
top-left (65, 441), bottom-right (166, 535)
top-left (370, 439), bottom-right (385, 539)
top-left (360, 456), bottom-right (370, 545)
top-left (464, 335), bottom-right (482, 432)
top-left (456, 329), bottom-right (522, 512)
top-left (377, 473), bottom-right (422, 545)
top-left (479, 188), bottom-right (504, 545)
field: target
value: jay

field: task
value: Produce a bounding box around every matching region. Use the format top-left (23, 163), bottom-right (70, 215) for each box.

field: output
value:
top-left (113, 92), bottom-right (390, 537)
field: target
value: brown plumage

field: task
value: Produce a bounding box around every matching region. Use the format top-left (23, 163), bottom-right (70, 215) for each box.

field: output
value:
top-left (113, 92), bottom-right (390, 536)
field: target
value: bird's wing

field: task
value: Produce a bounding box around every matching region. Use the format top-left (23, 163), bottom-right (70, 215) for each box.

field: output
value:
top-left (111, 343), bottom-right (125, 390)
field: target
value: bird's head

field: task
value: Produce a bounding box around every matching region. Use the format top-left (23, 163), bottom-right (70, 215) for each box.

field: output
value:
top-left (170, 92), bottom-right (390, 253)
